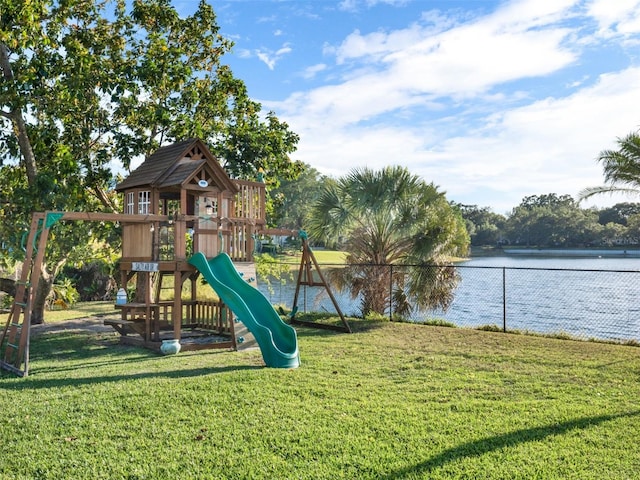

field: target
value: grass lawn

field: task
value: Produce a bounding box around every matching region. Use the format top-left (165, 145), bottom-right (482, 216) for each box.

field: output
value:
top-left (1, 308), bottom-right (639, 479)
top-left (276, 248), bottom-right (348, 268)
top-left (276, 249), bottom-right (466, 267)
top-left (306, 249), bottom-right (348, 264)
top-left (42, 301), bottom-right (118, 322)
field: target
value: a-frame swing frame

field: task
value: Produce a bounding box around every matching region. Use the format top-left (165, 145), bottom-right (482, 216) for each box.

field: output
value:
top-left (0, 211), bottom-right (173, 377)
top-left (289, 231), bottom-right (351, 333)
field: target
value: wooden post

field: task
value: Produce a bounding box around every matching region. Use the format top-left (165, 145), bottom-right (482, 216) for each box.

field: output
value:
top-left (145, 271), bottom-right (152, 341)
top-left (173, 270), bottom-right (182, 340)
top-left (173, 213), bottom-right (186, 340)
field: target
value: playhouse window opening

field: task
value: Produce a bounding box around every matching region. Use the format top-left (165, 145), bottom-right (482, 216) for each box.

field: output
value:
top-left (138, 191), bottom-right (151, 214)
top-left (160, 198), bottom-right (181, 217)
top-left (126, 192), bottom-right (134, 214)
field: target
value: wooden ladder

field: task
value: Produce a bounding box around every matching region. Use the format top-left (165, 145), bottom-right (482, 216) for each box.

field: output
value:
top-left (0, 213), bottom-right (52, 377)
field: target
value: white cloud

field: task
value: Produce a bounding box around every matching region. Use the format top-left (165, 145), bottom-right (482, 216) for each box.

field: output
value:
top-left (257, 15), bottom-right (277, 23)
top-left (274, 1), bottom-right (579, 128)
top-left (339, 0), bottom-right (410, 12)
top-left (300, 63), bottom-right (328, 79)
top-left (255, 43), bottom-right (293, 70)
top-left (587, 0), bottom-right (640, 37)
top-left (257, 0), bottom-right (640, 212)
top-left (277, 45), bottom-right (293, 56)
top-left (425, 67), bottom-right (640, 202)
top-left (385, 24), bottom-right (575, 97)
top-left (335, 25), bottom-right (425, 64)
top-left (285, 66), bottom-right (640, 213)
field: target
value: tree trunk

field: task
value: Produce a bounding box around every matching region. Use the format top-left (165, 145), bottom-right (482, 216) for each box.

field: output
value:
top-left (30, 267), bottom-right (53, 325)
top-left (0, 42), bottom-right (38, 184)
top-left (91, 184), bottom-right (118, 212)
top-left (0, 278), bottom-right (16, 297)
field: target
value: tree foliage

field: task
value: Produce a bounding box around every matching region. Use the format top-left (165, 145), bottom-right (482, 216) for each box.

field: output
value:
top-left (580, 130), bottom-right (640, 201)
top-left (505, 194), bottom-right (601, 247)
top-left (0, 0), bottom-right (301, 322)
top-left (597, 202), bottom-right (640, 226)
top-left (308, 166), bottom-right (469, 317)
top-left (268, 164), bottom-right (330, 229)
top-left (460, 196), bottom-right (640, 248)
top-left (456, 204), bottom-right (507, 246)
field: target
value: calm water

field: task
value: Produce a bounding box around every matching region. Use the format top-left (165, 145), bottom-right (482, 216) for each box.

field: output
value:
top-left (451, 256), bottom-right (640, 341)
top-left (259, 256), bottom-right (640, 342)
top-left (461, 255), bottom-right (640, 270)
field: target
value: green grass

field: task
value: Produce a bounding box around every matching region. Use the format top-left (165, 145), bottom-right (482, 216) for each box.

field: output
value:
top-left (309, 249), bottom-right (348, 264)
top-left (277, 248), bottom-right (347, 268)
top-left (1, 310), bottom-right (640, 479)
top-left (280, 249), bottom-right (466, 268)
top-left (43, 301), bottom-right (117, 322)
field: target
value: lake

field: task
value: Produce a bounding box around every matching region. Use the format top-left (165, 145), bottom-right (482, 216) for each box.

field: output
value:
top-left (259, 255), bottom-right (640, 342)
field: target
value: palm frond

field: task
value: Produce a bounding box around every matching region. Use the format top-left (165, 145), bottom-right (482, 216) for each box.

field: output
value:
top-left (579, 185), bottom-right (640, 201)
top-left (584, 131), bottom-right (640, 201)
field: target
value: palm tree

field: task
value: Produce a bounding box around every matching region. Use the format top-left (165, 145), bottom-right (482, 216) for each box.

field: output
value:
top-left (308, 166), bottom-right (469, 318)
top-left (580, 131), bottom-right (640, 201)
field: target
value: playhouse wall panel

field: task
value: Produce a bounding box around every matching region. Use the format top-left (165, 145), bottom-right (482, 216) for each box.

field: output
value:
top-left (122, 224), bottom-right (153, 259)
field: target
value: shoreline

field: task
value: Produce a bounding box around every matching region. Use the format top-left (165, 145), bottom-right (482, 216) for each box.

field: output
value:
top-left (470, 246), bottom-right (640, 258)
top-left (501, 248), bottom-right (640, 257)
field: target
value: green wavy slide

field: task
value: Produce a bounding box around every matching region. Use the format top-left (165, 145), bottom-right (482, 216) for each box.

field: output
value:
top-left (188, 252), bottom-right (300, 369)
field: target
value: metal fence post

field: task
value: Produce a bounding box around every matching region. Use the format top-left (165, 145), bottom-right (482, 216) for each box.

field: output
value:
top-left (502, 267), bottom-right (507, 332)
top-left (389, 264), bottom-right (393, 321)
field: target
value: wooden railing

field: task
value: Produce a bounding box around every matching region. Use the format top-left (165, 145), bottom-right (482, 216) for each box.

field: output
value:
top-left (182, 300), bottom-right (234, 335)
top-left (234, 179), bottom-right (266, 223)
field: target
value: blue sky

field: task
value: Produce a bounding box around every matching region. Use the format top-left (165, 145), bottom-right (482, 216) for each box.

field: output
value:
top-left (180, 0), bottom-right (640, 213)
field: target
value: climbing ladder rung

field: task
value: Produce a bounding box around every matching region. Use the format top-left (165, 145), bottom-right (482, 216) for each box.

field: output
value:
top-left (0, 360), bottom-right (26, 377)
top-left (0, 212), bottom-right (52, 377)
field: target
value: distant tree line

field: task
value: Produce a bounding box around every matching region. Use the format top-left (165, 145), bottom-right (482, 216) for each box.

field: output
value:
top-left (456, 194), bottom-right (640, 248)
top-left (269, 172), bottom-right (640, 249)
top-left (270, 128), bottom-right (640, 251)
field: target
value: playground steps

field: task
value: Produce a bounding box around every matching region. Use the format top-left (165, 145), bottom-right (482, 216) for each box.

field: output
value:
top-left (103, 317), bottom-right (147, 337)
top-left (1, 213), bottom-right (51, 377)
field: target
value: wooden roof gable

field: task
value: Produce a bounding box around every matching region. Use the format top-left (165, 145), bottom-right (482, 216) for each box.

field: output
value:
top-left (115, 138), bottom-right (238, 194)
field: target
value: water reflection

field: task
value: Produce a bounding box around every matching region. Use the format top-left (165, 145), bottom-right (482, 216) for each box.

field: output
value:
top-left (258, 256), bottom-right (640, 342)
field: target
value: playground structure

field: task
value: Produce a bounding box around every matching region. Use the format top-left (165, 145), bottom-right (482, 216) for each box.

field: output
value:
top-left (107, 138), bottom-right (275, 355)
top-left (1, 139), bottom-right (306, 376)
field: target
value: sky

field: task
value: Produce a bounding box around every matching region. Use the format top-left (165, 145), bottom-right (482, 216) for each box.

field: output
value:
top-left (179, 0), bottom-right (640, 214)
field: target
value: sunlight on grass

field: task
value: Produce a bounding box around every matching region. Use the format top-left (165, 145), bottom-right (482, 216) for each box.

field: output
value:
top-left (1, 314), bottom-right (639, 479)
top-left (283, 249), bottom-right (347, 267)
top-left (44, 301), bottom-right (117, 323)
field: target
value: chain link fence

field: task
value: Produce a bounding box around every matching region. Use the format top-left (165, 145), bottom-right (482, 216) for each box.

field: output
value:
top-left (259, 261), bottom-right (640, 343)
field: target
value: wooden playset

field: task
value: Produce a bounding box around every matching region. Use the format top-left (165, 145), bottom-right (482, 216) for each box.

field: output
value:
top-left (108, 138), bottom-right (269, 352)
top-left (0, 138), bottom-right (345, 377)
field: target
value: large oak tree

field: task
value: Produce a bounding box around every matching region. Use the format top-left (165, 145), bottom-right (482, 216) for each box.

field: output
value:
top-left (0, 0), bottom-right (301, 322)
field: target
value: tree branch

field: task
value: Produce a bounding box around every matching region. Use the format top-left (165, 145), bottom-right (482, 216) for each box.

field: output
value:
top-left (0, 42), bottom-right (38, 184)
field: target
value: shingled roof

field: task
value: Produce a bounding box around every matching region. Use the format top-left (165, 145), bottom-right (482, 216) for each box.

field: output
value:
top-left (115, 138), bottom-right (237, 193)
